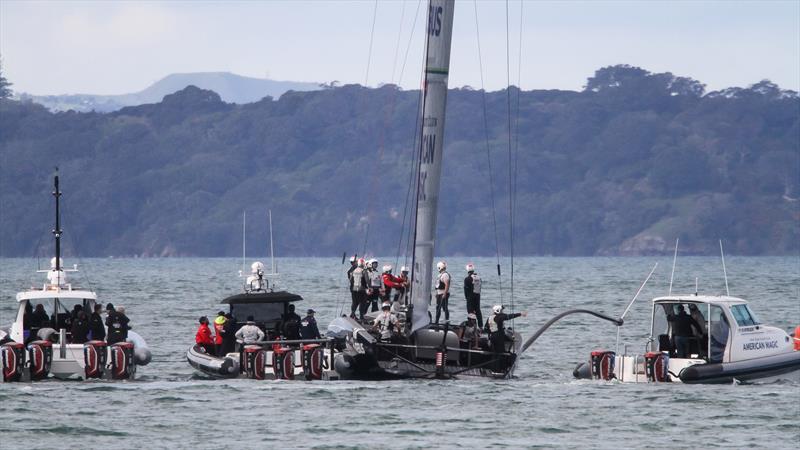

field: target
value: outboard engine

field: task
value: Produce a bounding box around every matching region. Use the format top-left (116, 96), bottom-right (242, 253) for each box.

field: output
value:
top-left (244, 346), bottom-right (267, 380)
top-left (1, 342), bottom-right (26, 382)
top-left (110, 342), bottom-right (135, 380)
top-left (84, 340), bottom-right (108, 379)
top-left (644, 351), bottom-right (669, 382)
top-left (27, 340), bottom-right (53, 381)
top-left (301, 344), bottom-right (323, 380)
top-left (590, 350), bottom-right (616, 380)
top-left (272, 346), bottom-right (295, 380)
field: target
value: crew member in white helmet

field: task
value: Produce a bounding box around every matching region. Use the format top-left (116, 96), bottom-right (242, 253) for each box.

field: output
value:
top-left (463, 263), bottom-right (483, 327)
top-left (351, 258), bottom-right (369, 320)
top-left (366, 259), bottom-right (383, 313)
top-left (434, 261), bottom-right (450, 324)
top-left (381, 264), bottom-right (406, 304)
top-left (394, 266), bottom-right (410, 304)
top-left (372, 302), bottom-right (400, 342)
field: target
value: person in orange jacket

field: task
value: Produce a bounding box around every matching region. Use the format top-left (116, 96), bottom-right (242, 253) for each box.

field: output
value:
top-left (381, 265), bottom-right (407, 304)
top-left (196, 316), bottom-right (215, 355)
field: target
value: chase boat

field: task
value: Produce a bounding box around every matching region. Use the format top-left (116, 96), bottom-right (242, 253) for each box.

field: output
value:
top-left (1, 174), bottom-right (151, 382)
top-left (186, 262), bottom-right (339, 381)
top-left (574, 294), bottom-right (800, 384)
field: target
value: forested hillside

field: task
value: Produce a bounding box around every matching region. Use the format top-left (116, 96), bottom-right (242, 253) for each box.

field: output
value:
top-left (1, 65), bottom-right (797, 257)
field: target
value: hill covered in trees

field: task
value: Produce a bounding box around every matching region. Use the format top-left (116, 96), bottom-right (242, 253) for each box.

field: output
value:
top-left (0, 65), bottom-right (797, 257)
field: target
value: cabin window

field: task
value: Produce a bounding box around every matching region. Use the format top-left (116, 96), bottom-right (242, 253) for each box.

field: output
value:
top-left (230, 303), bottom-right (284, 325)
top-left (730, 304), bottom-right (759, 327)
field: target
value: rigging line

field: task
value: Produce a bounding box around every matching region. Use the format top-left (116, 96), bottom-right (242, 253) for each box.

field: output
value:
top-left (390, 0), bottom-right (407, 84)
top-left (505, 0), bottom-right (515, 313)
top-left (474, 0), bottom-right (504, 302)
top-left (397, 0), bottom-right (424, 87)
top-left (358, 0), bottom-right (380, 256)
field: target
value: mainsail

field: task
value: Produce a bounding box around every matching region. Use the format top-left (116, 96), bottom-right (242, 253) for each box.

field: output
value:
top-left (410, 0), bottom-right (455, 333)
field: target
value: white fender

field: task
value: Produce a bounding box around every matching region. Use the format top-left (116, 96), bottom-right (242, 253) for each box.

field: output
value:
top-left (126, 330), bottom-right (152, 366)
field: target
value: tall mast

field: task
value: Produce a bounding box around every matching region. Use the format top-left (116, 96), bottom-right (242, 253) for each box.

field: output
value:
top-left (53, 170), bottom-right (62, 271)
top-left (410, 0), bottom-right (455, 334)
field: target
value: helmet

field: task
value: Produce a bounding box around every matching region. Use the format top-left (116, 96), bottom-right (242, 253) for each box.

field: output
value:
top-left (436, 261), bottom-right (447, 271)
top-left (370, 259), bottom-right (378, 267)
top-left (492, 305), bottom-right (504, 314)
top-left (400, 266), bottom-right (409, 273)
top-left (382, 264), bottom-right (392, 273)
top-left (381, 302), bottom-right (391, 310)
top-left (349, 255), bottom-right (357, 263)
top-left (251, 261), bottom-right (265, 274)
top-left (357, 258), bottom-right (365, 267)
top-left (465, 263), bottom-right (475, 272)
top-left (214, 316), bottom-right (226, 325)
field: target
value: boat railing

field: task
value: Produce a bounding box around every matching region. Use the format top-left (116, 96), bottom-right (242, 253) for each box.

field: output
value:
top-left (238, 338), bottom-right (332, 346)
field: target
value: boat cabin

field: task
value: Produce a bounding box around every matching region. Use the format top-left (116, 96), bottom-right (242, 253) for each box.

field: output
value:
top-left (11, 286), bottom-right (97, 345)
top-left (220, 291), bottom-right (302, 339)
top-left (648, 295), bottom-right (790, 364)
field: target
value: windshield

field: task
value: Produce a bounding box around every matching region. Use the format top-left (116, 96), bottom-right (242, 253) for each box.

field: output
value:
top-left (730, 304), bottom-right (760, 326)
top-left (230, 302), bottom-right (285, 326)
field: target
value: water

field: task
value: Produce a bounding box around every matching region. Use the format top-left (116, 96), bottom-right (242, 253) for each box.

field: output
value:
top-left (1, 256), bottom-right (798, 448)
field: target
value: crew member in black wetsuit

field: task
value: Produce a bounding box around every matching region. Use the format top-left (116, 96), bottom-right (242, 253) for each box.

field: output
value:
top-left (71, 311), bottom-right (90, 343)
top-left (89, 304), bottom-right (105, 341)
top-left (667, 304), bottom-right (702, 358)
top-left (346, 255), bottom-right (357, 312)
top-left (485, 305), bottom-right (527, 371)
top-left (299, 309), bottom-right (321, 340)
top-left (106, 306), bottom-right (130, 344)
top-left (29, 304), bottom-right (50, 342)
top-left (280, 304), bottom-right (302, 340)
top-left (463, 263), bottom-right (483, 327)
top-left (221, 313), bottom-right (237, 355)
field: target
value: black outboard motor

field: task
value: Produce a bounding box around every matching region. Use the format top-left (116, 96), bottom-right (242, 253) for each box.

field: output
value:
top-left (110, 342), bottom-right (135, 380)
top-left (244, 346), bottom-right (267, 380)
top-left (272, 345), bottom-right (294, 380)
top-left (644, 351), bottom-right (670, 382)
top-left (1, 342), bottom-right (26, 382)
top-left (84, 340), bottom-right (108, 379)
top-left (27, 340), bottom-right (53, 381)
top-left (590, 350), bottom-right (616, 380)
top-left (301, 344), bottom-right (323, 380)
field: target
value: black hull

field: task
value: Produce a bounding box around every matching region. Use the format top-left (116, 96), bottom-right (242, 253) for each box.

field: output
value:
top-left (679, 351), bottom-right (800, 384)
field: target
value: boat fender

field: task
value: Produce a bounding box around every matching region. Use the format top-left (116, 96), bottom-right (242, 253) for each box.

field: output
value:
top-left (644, 352), bottom-right (669, 382)
top-left (27, 340), bottom-right (53, 381)
top-left (83, 340), bottom-right (108, 379)
top-left (272, 346), bottom-right (295, 380)
top-left (1, 342), bottom-right (26, 382)
top-left (126, 331), bottom-right (151, 366)
top-left (244, 346), bottom-right (267, 380)
top-left (110, 342), bottom-right (135, 380)
top-left (301, 344), bottom-right (323, 380)
top-left (590, 350), bottom-right (616, 380)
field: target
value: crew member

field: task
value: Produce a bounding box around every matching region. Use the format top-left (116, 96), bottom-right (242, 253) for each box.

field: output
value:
top-left (235, 316), bottom-right (265, 345)
top-left (372, 302), bottom-right (399, 342)
top-left (351, 258), bottom-right (369, 320)
top-left (71, 311), bottom-right (90, 343)
top-left (486, 304), bottom-right (526, 355)
top-left (347, 255), bottom-right (358, 313)
top-left (382, 265), bottom-right (406, 304)
top-left (106, 306), bottom-right (130, 344)
top-left (281, 304), bottom-right (302, 340)
top-left (299, 309), bottom-right (321, 340)
top-left (434, 261), bottom-right (450, 324)
top-left (667, 304), bottom-right (702, 358)
top-left (366, 259), bottom-right (383, 312)
top-left (195, 316), bottom-right (215, 354)
top-left (221, 313), bottom-right (237, 355)
top-left (463, 263), bottom-right (483, 327)
top-left (29, 304), bottom-right (50, 341)
top-left (688, 304), bottom-right (708, 356)
top-left (88, 304), bottom-right (105, 341)
top-left (459, 313), bottom-right (482, 350)
top-left (213, 311), bottom-right (226, 356)
top-left (394, 266), bottom-right (409, 304)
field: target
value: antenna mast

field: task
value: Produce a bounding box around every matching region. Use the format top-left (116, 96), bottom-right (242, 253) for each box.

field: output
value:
top-left (242, 211), bottom-right (246, 277)
top-left (269, 210), bottom-right (275, 275)
top-left (668, 238), bottom-right (678, 295)
top-left (719, 239), bottom-right (730, 296)
top-left (53, 169), bottom-right (62, 272)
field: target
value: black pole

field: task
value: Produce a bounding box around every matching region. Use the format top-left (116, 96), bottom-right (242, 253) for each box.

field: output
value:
top-left (53, 170), bottom-right (62, 271)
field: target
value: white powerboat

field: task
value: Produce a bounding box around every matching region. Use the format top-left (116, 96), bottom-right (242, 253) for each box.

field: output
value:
top-left (574, 294), bottom-right (800, 384)
top-left (1, 174), bottom-right (150, 382)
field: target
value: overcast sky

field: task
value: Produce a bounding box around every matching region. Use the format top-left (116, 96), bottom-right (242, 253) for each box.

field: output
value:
top-left (1, 0), bottom-right (798, 96)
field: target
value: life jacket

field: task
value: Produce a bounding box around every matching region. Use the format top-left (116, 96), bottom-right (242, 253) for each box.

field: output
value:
top-left (436, 272), bottom-right (450, 295)
top-left (375, 312), bottom-right (396, 340)
top-left (369, 269), bottom-right (383, 289)
top-left (196, 324), bottom-right (213, 345)
top-left (470, 273), bottom-right (482, 294)
top-left (352, 267), bottom-right (365, 291)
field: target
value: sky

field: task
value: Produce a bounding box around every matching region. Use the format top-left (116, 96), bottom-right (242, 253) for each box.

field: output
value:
top-left (1, 0), bottom-right (798, 96)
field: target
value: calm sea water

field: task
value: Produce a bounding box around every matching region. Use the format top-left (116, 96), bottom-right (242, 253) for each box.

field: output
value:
top-left (1, 256), bottom-right (798, 449)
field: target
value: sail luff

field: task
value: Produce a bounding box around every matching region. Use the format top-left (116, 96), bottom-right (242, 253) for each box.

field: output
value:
top-left (410, 0), bottom-right (455, 334)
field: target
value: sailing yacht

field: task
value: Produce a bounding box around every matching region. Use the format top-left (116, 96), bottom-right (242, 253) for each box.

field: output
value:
top-left (327, 0), bottom-right (523, 380)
